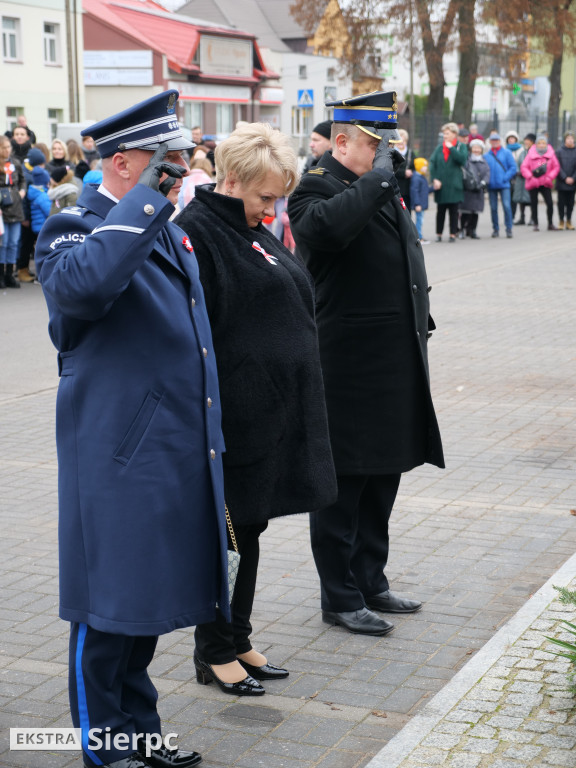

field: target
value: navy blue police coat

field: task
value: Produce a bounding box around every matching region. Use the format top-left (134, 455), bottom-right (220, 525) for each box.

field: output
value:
top-left (35, 182), bottom-right (230, 635)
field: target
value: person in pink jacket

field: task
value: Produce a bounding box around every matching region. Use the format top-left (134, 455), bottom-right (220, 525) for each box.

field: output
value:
top-left (521, 135), bottom-right (560, 230)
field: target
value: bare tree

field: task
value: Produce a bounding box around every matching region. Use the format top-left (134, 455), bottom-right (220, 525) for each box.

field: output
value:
top-left (484, 0), bottom-right (576, 142)
top-left (291, 0), bottom-right (460, 150)
top-left (452, 0), bottom-right (479, 125)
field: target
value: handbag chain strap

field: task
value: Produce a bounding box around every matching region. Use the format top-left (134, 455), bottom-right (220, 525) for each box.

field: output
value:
top-left (225, 504), bottom-right (239, 553)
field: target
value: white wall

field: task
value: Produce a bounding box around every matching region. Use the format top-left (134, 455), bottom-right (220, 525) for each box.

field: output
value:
top-left (0, 0), bottom-right (84, 143)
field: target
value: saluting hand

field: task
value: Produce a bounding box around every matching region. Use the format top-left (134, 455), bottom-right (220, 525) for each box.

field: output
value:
top-left (138, 143), bottom-right (185, 196)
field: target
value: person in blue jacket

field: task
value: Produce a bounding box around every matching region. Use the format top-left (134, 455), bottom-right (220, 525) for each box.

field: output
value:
top-left (27, 166), bottom-right (51, 234)
top-left (34, 90), bottom-right (228, 768)
top-left (410, 157), bottom-right (431, 243)
top-left (483, 133), bottom-right (517, 238)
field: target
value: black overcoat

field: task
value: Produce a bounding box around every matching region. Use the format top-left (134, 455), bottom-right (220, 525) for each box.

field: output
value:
top-left (288, 152), bottom-right (444, 475)
top-left (175, 185), bottom-right (337, 526)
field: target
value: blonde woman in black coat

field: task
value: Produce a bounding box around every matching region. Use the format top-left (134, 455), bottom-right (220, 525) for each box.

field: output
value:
top-left (175, 123), bottom-right (336, 697)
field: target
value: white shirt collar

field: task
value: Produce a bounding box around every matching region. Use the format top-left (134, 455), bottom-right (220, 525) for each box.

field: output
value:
top-left (97, 184), bottom-right (119, 203)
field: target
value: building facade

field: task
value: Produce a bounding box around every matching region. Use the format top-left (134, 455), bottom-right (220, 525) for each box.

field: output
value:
top-left (1, 0), bottom-right (84, 143)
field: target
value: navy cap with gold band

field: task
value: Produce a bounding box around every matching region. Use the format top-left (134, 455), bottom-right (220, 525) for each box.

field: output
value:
top-left (81, 89), bottom-right (194, 158)
top-left (325, 90), bottom-right (400, 141)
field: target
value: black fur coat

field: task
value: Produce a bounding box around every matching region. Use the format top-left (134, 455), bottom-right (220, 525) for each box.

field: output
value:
top-left (175, 185), bottom-right (337, 525)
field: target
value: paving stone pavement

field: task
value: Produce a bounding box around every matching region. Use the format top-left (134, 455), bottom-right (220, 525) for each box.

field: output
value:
top-left (366, 561), bottom-right (576, 768)
top-left (1, 208), bottom-right (575, 768)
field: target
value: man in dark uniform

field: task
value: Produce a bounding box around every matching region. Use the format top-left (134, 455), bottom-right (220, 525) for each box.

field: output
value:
top-left (35, 91), bottom-right (230, 768)
top-left (288, 91), bottom-right (444, 636)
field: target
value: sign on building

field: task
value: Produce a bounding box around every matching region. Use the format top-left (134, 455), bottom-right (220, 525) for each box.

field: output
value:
top-left (200, 37), bottom-right (252, 78)
top-left (297, 89), bottom-right (314, 108)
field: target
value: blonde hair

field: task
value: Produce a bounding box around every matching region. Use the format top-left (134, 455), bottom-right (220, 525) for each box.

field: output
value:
top-left (191, 157), bottom-right (214, 176)
top-left (51, 139), bottom-right (69, 161)
top-left (441, 122), bottom-right (459, 135)
top-left (215, 123), bottom-right (298, 194)
top-left (398, 128), bottom-right (409, 142)
top-left (66, 139), bottom-right (85, 165)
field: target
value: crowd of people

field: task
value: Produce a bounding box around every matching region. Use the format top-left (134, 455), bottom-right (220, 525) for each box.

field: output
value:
top-left (293, 118), bottom-right (576, 246)
top-left (403, 122), bottom-right (576, 242)
top-left (0, 117), bottom-right (107, 289)
top-left (4, 112), bottom-right (575, 293)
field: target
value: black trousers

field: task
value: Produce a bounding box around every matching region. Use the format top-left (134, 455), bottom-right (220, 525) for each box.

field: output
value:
top-left (69, 622), bottom-right (160, 766)
top-left (515, 202), bottom-right (528, 222)
top-left (460, 212), bottom-right (478, 234)
top-left (310, 474), bottom-right (401, 612)
top-left (17, 224), bottom-right (36, 270)
top-left (557, 189), bottom-right (576, 221)
top-left (529, 186), bottom-right (553, 225)
top-left (436, 203), bottom-right (459, 236)
top-left (195, 521), bottom-right (268, 665)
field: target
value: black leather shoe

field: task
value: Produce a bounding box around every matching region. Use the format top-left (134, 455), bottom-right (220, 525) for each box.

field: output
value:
top-left (85, 754), bottom-right (152, 768)
top-left (193, 652), bottom-right (265, 696)
top-left (322, 607), bottom-right (394, 636)
top-left (238, 658), bottom-right (289, 680)
top-left (137, 740), bottom-right (201, 767)
top-left (366, 590), bottom-right (422, 614)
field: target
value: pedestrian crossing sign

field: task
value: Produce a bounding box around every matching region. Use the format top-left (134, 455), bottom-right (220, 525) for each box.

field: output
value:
top-left (297, 89), bottom-right (314, 108)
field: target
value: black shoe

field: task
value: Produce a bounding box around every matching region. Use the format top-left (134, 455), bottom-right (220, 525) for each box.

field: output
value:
top-left (322, 607), bottom-right (394, 636)
top-left (85, 754), bottom-right (152, 768)
top-left (435, 236), bottom-right (442, 242)
top-left (366, 590), bottom-right (422, 614)
top-left (193, 652), bottom-right (265, 696)
top-left (238, 658), bottom-right (289, 680)
top-left (491, 230), bottom-right (499, 238)
top-left (137, 740), bottom-right (201, 767)
top-left (506, 229), bottom-right (513, 238)
top-left (470, 231), bottom-right (480, 239)
top-left (4, 263), bottom-right (20, 288)
top-left (515, 219), bottom-right (525, 225)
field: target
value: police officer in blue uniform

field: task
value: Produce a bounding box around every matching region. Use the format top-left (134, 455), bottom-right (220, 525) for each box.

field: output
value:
top-left (35, 91), bottom-right (230, 768)
top-left (288, 91), bottom-right (445, 637)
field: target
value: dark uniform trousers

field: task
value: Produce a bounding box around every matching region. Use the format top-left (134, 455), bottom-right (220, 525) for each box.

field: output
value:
top-left (69, 623), bottom-right (160, 766)
top-left (195, 521), bottom-right (268, 665)
top-left (310, 474), bottom-right (401, 612)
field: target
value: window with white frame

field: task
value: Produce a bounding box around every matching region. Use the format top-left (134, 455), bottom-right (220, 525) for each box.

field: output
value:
top-left (184, 101), bottom-right (203, 130)
top-left (48, 108), bottom-right (63, 140)
top-left (43, 22), bottom-right (61, 65)
top-left (216, 103), bottom-right (233, 135)
top-left (291, 107), bottom-right (313, 138)
top-left (6, 106), bottom-right (21, 133)
top-left (2, 17), bottom-right (21, 61)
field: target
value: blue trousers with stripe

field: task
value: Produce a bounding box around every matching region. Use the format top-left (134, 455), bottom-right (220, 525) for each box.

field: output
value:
top-left (69, 622), bottom-right (161, 766)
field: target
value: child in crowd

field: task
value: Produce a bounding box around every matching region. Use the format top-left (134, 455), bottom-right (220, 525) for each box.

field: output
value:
top-left (48, 167), bottom-right (78, 216)
top-left (26, 166), bottom-right (52, 281)
top-left (460, 139), bottom-right (490, 238)
top-left (28, 166), bottom-right (51, 234)
top-left (82, 159), bottom-right (103, 186)
top-left (410, 157), bottom-right (431, 244)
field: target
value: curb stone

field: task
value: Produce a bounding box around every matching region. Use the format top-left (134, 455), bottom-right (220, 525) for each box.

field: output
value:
top-left (365, 551), bottom-right (576, 768)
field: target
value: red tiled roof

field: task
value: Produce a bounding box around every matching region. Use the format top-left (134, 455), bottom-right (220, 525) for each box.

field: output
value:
top-left (83, 0), bottom-right (277, 78)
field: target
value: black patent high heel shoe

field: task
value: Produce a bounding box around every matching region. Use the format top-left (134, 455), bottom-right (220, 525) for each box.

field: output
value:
top-left (193, 652), bottom-right (265, 696)
top-left (238, 657), bottom-right (289, 680)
